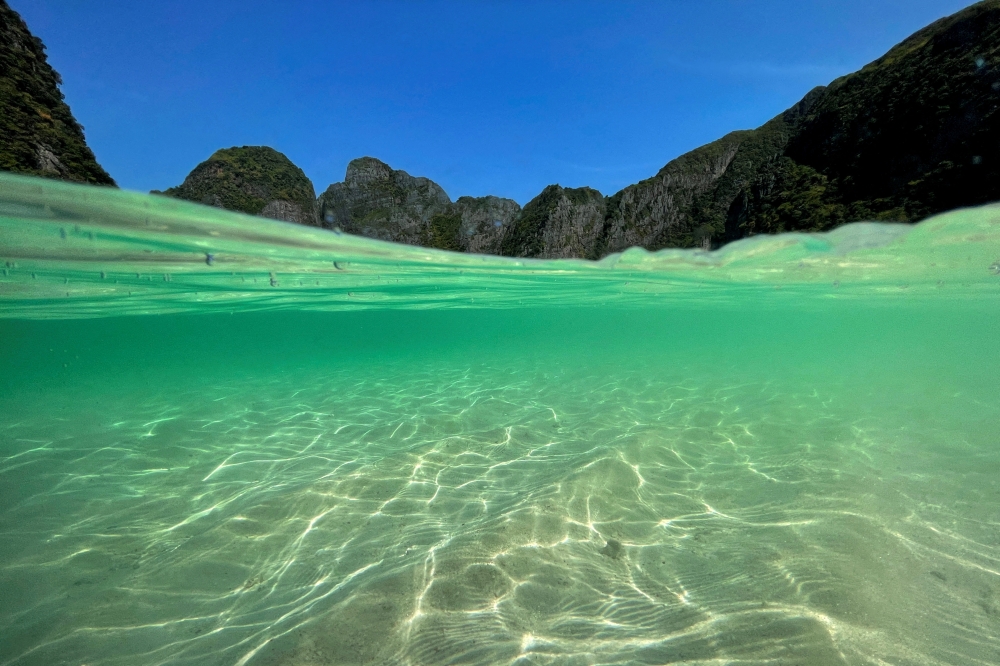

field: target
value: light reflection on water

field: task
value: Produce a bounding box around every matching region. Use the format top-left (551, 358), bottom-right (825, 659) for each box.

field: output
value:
top-left (1, 176), bottom-right (999, 664)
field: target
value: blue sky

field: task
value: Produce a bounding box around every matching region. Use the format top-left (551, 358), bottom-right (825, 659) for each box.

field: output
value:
top-left (14, 0), bottom-right (973, 204)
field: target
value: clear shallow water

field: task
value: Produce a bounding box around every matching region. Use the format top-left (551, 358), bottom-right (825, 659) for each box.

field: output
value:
top-left (2, 175), bottom-right (1000, 665)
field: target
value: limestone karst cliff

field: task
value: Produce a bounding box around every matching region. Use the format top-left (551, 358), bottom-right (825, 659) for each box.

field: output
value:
top-left (153, 0), bottom-right (1000, 258)
top-left (155, 146), bottom-right (318, 226)
top-left (317, 157), bottom-right (451, 245)
top-left (452, 195), bottom-right (522, 255)
top-left (606, 0), bottom-right (1000, 251)
top-left (0, 0), bottom-right (114, 185)
top-left (500, 185), bottom-right (607, 259)
top-left (317, 157), bottom-right (523, 254)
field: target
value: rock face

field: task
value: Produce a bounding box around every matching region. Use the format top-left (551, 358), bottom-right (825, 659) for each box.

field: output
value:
top-left (316, 159), bottom-right (609, 258)
top-left (315, 2), bottom-right (1000, 257)
top-left (0, 1), bottom-right (115, 185)
top-left (318, 157), bottom-right (452, 244)
top-left (157, 146), bottom-right (317, 225)
top-left (501, 185), bottom-right (607, 259)
top-left (159, 2), bottom-right (999, 258)
top-left (603, 0), bottom-right (1000, 251)
top-left (453, 195), bottom-right (521, 255)
top-left (317, 157), bottom-right (522, 253)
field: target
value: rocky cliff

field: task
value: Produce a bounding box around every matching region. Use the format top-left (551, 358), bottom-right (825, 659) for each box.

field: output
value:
top-left (156, 146), bottom-right (317, 225)
top-left (317, 157), bottom-right (522, 253)
top-left (312, 1), bottom-right (1000, 257)
top-left (318, 157), bottom-right (451, 244)
top-left (500, 185), bottom-right (606, 259)
top-left (316, 158), bottom-right (613, 258)
top-left (0, 1), bottom-right (114, 185)
top-left (453, 195), bottom-right (521, 255)
top-left (157, 1), bottom-right (999, 258)
top-left (605, 0), bottom-right (1000, 251)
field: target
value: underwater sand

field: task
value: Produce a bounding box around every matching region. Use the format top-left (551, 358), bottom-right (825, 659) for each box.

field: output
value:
top-left (1, 175), bottom-right (1000, 665)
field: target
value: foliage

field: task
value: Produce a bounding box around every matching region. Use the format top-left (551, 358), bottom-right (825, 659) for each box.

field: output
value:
top-left (425, 211), bottom-right (463, 251)
top-left (0, 1), bottom-right (115, 185)
top-left (499, 185), bottom-right (603, 257)
top-left (754, 0), bottom-right (1000, 234)
top-left (741, 159), bottom-right (849, 235)
top-left (500, 184), bottom-right (564, 257)
top-left (605, 1), bottom-right (1000, 251)
top-left (159, 146), bottom-right (316, 219)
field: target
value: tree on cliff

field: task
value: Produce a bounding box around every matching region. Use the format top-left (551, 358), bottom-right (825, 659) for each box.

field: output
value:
top-left (0, 0), bottom-right (114, 185)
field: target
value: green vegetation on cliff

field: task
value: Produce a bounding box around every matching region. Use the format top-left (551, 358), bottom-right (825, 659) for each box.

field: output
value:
top-left (501, 185), bottom-right (605, 258)
top-left (774, 0), bottom-right (1000, 224)
top-left (425, 211), bottom-right (464, 252)
top-left (0, 1), bottom-right (114, 185)
top-left (157, 146), bottom-right (317, 225)
top-left (501, 185), bottom-right (566, 257)
top-left (600, 0), bottom-right (1000, 252)
top-left (723, 1), bottom-right (1000, 245)
top-left (154, 1), bottom-right (1000, 259)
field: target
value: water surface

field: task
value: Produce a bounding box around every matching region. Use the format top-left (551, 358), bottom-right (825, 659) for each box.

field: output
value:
top-left (2, 175), bottom-right (999, 665)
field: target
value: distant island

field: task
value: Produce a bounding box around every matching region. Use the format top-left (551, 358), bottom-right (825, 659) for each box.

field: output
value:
top-left (3, 0), bottom-right (999, 258)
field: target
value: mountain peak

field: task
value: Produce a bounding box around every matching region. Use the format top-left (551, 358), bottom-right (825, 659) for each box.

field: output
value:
top-left (156, 145), bottom-right (317, 225)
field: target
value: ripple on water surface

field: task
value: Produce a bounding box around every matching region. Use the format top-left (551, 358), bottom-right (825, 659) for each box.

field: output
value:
top-left (2, 175), bottom-right (1000, 664)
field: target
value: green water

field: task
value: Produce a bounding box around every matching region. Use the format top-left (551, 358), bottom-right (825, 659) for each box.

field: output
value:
top-left (1, 175), bottom-right (1000, 665)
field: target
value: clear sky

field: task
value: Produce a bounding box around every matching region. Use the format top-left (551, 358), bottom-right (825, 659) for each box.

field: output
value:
top-left (13, 0), bottom-right (974, 204)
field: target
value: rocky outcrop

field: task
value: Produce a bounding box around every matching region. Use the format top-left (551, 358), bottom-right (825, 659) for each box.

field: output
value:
top-left (156, 146), bottom-right (317, 225)
top-left (260, 199), bottom-right (313, 224)
top-left (315, 2), bottom-right (1000, 257)
top-left (599, 95), bottom-right (820, 253)
top-left (317, 157), bottom-right (522, 253)
top-left (315, 158), bottom-right (611, 258)
top-left (0, 1), bottom-right (115, 185)
top-left (316, 158), bottom-right (614, 258)
top-left (500, 185), bottom-right (607, 259)
top-left (610, 0), bottom-right (1000, 249)
top-left (318, 157), bottom-right (451, 244)
top-left (539, 187), bottom-right (606, 259)
top-left (453, 195), bottom-right (521, 255)
top-left (155, 2), bottom-right (999, 258)
top-left (601, 132), bottom-right (750, 253)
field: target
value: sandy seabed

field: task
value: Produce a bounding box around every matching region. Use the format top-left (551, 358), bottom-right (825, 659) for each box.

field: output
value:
top-left (2, 347), bottom-right (999, 666)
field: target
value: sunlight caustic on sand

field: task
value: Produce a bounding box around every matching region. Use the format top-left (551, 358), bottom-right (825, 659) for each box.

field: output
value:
top-left (1, 175), bottom-right (1000, 665)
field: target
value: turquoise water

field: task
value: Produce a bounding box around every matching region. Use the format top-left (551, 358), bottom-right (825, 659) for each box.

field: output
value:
top-left (2, 174), bottom-right (1000, 665)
